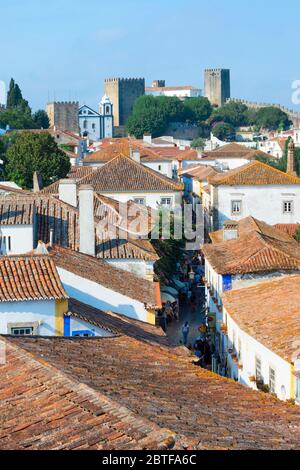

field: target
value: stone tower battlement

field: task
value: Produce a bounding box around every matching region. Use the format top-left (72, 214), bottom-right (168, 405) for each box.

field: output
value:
top-left (46, 101), bottom-right (79, 133)
top-left (204, 69), bottom-right (231, 107)
top-left (104, 77), bottom-right (145, 127)
top-left (227, 98), bottom-right (300, 126)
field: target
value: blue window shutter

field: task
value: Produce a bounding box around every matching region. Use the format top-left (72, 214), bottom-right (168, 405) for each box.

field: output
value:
top-left (63, 315), bottom-right (71, 337)
top-left (222, 275), bottom-right (232, 292)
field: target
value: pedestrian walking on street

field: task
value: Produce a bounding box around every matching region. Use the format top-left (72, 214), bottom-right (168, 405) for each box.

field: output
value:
top-left (182, 321), bottom-right (190, 346)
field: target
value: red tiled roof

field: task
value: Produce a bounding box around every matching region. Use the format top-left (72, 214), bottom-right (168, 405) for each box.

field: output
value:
top-left (0, 256), bottom-right (68, 302)
top-left (49, 245), bottom-right (159, 306)
top-left (7, 334), bottom-right (300, 449)
top-left (208, 160), bottom-right (300, 186)
top-left (0, 200), bottom-right (35, 225)
top-left (202, 143), bottom-right (272, 161)
top-left (0, 337), bottom-right (175, 450)
top-left (223, 275), bottom-right (300, 362)
top-left (203, 217), bottom-right (300, 275)
top-left (79, 154), bottom-right (183, 192)
top-left (0, 194), bottom-right (157, 262)
top-left (274, 223), bottom-right (300, 238)
top-left (69, 298), bottom-right (168, 346)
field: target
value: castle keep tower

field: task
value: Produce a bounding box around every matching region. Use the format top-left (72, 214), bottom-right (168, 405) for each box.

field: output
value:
top-left (104, 78), bottom-right (145, 127)
top-left (204, 69), bottom-right (230, 107)
top-left (46, 101), bottom-right (79, 133)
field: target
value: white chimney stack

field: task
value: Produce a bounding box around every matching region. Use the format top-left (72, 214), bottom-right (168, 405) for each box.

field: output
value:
top-left (132, 149), bottom-right (141, 164)
top-left (58, 179), bottom-right (77, 207)
top-left (79, 184), bottom-right (95, 257)
top-left (143, 134), bottom-right (152, 145)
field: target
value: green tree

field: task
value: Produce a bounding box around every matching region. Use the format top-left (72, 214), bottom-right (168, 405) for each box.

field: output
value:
top-left (156, 96), bottom-right (187, 122)
top-left (183, 96), bottom-right (213, 123)
top-left (210, 101), bottom-right (250, 127)
top-left (126, 108), bottom-right (167, 138)
top-left (191, 137), bottom-right (205, 150)
top-left (255, 107), bottom-right (291, 131)
top-left (32, 110), bottom-right (50, 129)
top-left (212, 122), bottom-right (235, 140)
top-left (5, 132), bottom-right (70, 188)
top-left (0, 107), bottom-right (36, 130)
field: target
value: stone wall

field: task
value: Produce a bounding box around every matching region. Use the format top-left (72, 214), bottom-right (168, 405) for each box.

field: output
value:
top-left (46, 102), bottom-right (79, 133)
top-left (204, 69), bottom-right (230, 107)
top-left (104, 78), bottom-right (145, 127)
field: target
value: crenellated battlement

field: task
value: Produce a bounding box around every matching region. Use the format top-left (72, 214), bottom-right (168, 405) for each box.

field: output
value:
top-left (227, 98), bottom-right (300, 120)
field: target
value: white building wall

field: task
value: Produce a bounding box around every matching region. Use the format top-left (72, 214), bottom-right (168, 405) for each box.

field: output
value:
top-left (144, 161), bottom-right (173, 179)
top-left (99, 191), bottom-right (182, 210)
top-left (69, 316), bottom-right (113, 337)
top-left (0, 225), bottom-right (34, 255)
top-left (0, 300), bottom-right (56, 336)
top-left (225, 313), bottom-right (292, 401)
top-left (57, 267), bottom-right (149, 322)
top-left (107, 259), bottom-right (154, 280)
top-left (215, 184), bottom-right (300, 228)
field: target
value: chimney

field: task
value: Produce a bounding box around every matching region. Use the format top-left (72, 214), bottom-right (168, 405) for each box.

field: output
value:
top-left (132, 148), bottom-right (141, 164)
top-left (287, 139), bottom-right (297, 176)
top-left (58, 179), bottom-right (77, 207)
top-left (223, 220), bottom-right (239, 241)
top-left (49, 228), bottom-right (54, 248)
top-left (33, 171), bottom-right (43, 192)
top-left (143, 134), bottom-right (152, 145)
top-left (79, 185), bottom-right (95, 256)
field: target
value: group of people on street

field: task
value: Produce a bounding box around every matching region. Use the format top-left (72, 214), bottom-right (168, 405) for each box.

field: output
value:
top-left (157, 301), bottom-right (179, 332)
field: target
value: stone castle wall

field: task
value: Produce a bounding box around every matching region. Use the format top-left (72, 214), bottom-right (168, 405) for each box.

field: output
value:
top-left (104, 78), bottom-right (145, 127)
top-left (46, 101), bottom-right (79, 133)
top-left (204, 69), bottom-right (230, 107)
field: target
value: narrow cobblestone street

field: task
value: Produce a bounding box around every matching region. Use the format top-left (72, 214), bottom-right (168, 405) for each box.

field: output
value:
top-left (166, 284), bottom-right (206, 347)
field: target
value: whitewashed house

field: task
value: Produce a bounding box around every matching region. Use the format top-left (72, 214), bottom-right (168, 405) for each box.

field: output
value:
top-left (0, 256), bottom-right (69, 336)
top-left (49, 244), bottom-right (161, 325)
top-left (201, 142), bottom-right (272, 170)
top-left (222, 275), bottom-right (300, 403)
top-left (0, 200), bottom-right (36, 255)
top-left (206, 142), bottom-right (300, 232)
top-left (79, 153), bottom-right (183, 210)
top-left (202, 217), bottom-right (300, 376)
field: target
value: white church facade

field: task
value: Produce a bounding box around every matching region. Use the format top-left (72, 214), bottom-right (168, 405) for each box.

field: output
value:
top-left (79, 95), bottom-right (113, 141)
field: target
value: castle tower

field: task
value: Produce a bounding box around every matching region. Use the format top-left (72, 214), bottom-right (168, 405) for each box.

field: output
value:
top-left (46, 101), bottom-right (79, 133)
top-left (99, 94), bottom-right (113, 138)
top-left (204, 69), bottom-right (230, 107)
top-left (287, 139), bottom-right (297, 177)
top-left (104, 78), bottom-right (145, 127)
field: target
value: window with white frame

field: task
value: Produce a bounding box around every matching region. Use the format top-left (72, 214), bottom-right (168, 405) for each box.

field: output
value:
top-left (283, 200), bottom-right (293, 214)
top-left (255, 355), bottom-right (262, 381)
top-left (269, 366), bottom-right (276, 393)
top-left (11, 327), bottom-right (34, 336)
top-left (160, 197), bottom-right (172, 207)
top-left (231, 200), bottom-right (242, 215)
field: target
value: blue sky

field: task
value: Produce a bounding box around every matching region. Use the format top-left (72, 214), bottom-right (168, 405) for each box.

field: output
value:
top-left (1, 0), bottom-right (300, 111)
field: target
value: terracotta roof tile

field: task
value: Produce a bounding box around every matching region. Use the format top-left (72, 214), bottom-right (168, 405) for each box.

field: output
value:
top-left (202, 143), bottom-right (272, 160)
top-left (0, 194), bottom-right (157, 262)
top-left (274, 223), bottom-right (300, 238)
top-left (0, 200), bottom-right (35, 225)
top-left (208, 160), bottom-right (300, 186)
top-left (203, 217), bottom-right (300, 275)
top-left (79, 154), bottom-right (183, 192)
top-left (223, 275), bottom-right (300, 362)
top-left (0, 256), bottom-right (68, 302)
top-left (49, 245), bottom-right (159, 307)
top-left (68, 298), bottom-right (168, 346)
top-left (7, 335), bottom-right (300, 449)
top-left (0, 338), bottom-right (175, 450)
